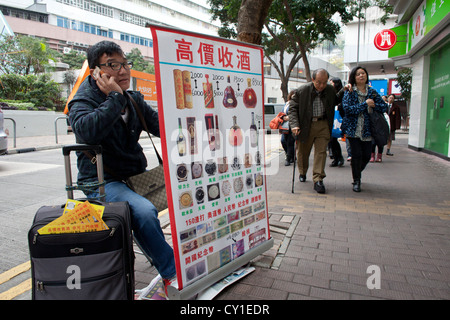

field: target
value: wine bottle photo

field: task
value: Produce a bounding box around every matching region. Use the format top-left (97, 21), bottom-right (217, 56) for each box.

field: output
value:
top-left (229, 115), bottom-right (243, 147)
top-left (177, 117), bottom-right (186, 156)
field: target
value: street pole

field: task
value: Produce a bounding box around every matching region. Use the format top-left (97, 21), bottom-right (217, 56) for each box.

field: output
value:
top-left (357, 0), bottom-right (361, 65)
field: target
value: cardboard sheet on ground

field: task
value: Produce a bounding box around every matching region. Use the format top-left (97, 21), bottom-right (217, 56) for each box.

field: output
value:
top-left (135, 266), bottom-right (255, 300)
top-left (149, 25), bottom-right (270, 293)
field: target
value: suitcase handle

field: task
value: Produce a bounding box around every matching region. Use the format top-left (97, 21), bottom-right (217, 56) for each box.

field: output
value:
top-left (62, 144), bottom-right (102, 156)
top-left (63, 144), bottom-right (105, 201)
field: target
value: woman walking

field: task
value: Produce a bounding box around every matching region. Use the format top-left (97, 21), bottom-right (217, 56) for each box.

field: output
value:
top-left (342, 66), bottom-right (387, 192)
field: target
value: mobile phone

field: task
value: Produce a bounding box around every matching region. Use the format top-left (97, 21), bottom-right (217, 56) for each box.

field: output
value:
top-left (93, 66), bottom-right (102, 80)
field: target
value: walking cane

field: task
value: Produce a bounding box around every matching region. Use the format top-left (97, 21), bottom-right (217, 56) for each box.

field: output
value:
top-left (291, 139), bottom-right (297, 193)
top-left (291, 131), bottom-right (301, 193)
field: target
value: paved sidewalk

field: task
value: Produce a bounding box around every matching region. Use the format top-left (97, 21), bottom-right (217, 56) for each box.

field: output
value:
top-left (219, 134), bottom-right (450, 300)
top-left (135, 134), bottom-right (450, 300)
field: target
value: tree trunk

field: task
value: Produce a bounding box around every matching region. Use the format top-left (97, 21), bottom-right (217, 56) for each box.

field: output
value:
top-left (280, 78), bottom-right (289, 102)
top-left (237, 0), bottom-right (273, 45)
top-left (300, 46), bottom-right (312, 82)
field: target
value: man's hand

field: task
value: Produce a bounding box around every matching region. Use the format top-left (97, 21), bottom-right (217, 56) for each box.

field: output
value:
top-left (292, 127), bottom-right (300, 136)
top-left (95, 73), bottom-right (122, 96)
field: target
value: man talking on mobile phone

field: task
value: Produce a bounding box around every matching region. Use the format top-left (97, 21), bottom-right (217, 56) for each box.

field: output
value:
top-left (68, 41), bottom-right (177, 296)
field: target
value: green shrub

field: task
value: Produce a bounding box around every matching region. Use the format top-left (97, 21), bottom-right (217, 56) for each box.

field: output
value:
top-left (9, 102), bottom-right (36, 110)
top-left (0, 73), bottom-right (63, 110)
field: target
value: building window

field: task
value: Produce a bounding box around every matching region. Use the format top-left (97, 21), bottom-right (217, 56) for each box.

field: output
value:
top-left (120, 32), bottom-right (153, 47)
top-left (1, 5), bottom-right (49, 23)
top-left (290, 67), bottom-right (305, 79)
top-left (57, 0), bottom-right (113, 18)
top-left (57, 16), bottom-right (69, 28)
top-left (56, 16), bottom-right (113, 39)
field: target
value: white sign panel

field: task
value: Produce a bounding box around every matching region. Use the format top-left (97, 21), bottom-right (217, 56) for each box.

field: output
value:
top-left (150, 25), bottom-right (271, 291)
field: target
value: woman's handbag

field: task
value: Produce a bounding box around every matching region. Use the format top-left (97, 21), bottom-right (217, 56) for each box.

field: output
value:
top-left (369, 110), bottom-right (390, 146)
top-left (125, 94), bottom-right (168, 213)
top-left (269, 112), bottom-right (289, 133)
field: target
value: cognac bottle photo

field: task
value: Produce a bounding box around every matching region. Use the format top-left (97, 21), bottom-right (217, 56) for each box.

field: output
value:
top-left (223, 75), bottom-right (237, 108)
top-left (243, 78), bottom-right (257, 108)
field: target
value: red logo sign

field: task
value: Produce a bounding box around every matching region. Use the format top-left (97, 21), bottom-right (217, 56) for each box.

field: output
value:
top-left (374, 29), bottom-right (397, 51)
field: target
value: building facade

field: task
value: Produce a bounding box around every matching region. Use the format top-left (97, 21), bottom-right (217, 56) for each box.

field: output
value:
top-left (388, 0), bottom-right (449, 159)
top-left (1, 1), bottom-right (347, 108)
top-left (0, 0), bottom-right (219, 61)
top-left (343, 7), bottom-right (400, 96)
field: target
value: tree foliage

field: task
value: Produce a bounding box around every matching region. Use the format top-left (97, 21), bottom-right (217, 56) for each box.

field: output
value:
top-left (0, 73), bottom-right (63, 110)
top-left (0, 35), bottom-right (57, 75)
top-left (267, 0), bottom-right (358, 98)
top-left (208, 0), bottom-right (393, 101)
top-left (126, 48), bottom-right (154, 74)
top-left (0, 35), bottom-right (64, 109)
top-left (59, 50), bottom-right (87, 70)
top-left (396, 67), bottom-right (412, 102)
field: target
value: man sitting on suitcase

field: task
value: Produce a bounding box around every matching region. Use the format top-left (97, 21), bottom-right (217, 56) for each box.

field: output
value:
top-left (68, 41), bottom-right (177, 296)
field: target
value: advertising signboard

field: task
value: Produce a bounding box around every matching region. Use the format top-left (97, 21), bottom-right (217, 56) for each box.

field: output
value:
top-left (149, 25), bottom-right (272, 297)
top-left (369, 79), bottom-right (388, 96)
top-left (132, 69), bottom-right (157, 103)
top-left (374, 29), bottom-right (397, 51)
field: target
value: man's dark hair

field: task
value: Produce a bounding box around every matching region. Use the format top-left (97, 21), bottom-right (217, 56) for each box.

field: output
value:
top-left (87, 41), bottom-right (124, 69)
top-left (312, 68), bottom-right (329, 80)
top-left (348, 66), bottom-right (369, 86)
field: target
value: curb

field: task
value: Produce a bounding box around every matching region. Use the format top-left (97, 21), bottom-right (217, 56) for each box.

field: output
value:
top-left (6, 145), bottom-right (64, 155)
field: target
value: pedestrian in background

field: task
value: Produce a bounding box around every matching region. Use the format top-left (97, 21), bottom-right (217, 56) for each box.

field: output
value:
top-left (281, 90), bottom-right (296, 166)
top-left (342, 66), bottom-right (387, 192)
top-left (370, 133), bottom-right (386, 162)
top-left (328, 77), bottom-right (345, 167)
top-left (288, 69), bottom-right (338, 194)
top-left (386, 94), bottom-right (402, 156)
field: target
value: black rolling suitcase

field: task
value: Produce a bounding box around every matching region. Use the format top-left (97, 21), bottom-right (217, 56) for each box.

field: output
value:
top-left (28, 144), bottom-right (135, 300)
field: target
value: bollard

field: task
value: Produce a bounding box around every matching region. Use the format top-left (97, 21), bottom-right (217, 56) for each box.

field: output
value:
top-left (54, 115), bottom-right (68, 144)
top-left (4, 117), bottom-right (16, 148)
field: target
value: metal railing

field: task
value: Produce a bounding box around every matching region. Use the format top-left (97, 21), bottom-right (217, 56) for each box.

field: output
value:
top-left (55, 115), bottom-right (68, 144)
top-left (4, 117), bottom-right (16, 148)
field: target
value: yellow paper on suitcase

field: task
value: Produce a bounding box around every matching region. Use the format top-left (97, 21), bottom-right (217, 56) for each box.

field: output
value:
top-left (38, 201), bottom-right (108, 235)
top-left (63, 199), bottom-right (105, 218)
